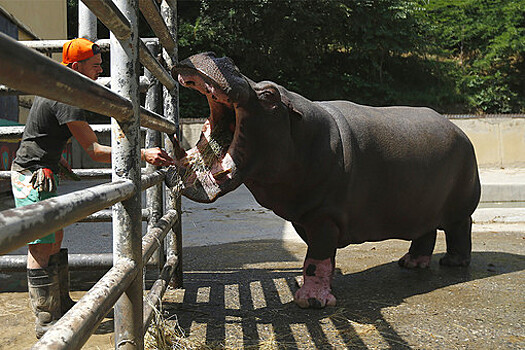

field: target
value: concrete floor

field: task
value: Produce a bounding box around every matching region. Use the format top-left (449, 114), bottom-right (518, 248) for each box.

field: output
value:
top-left (0, 169), bottom-right (524, 349)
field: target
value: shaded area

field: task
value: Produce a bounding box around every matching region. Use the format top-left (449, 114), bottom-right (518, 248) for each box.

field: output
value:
top-left (161, 238), bottom-right (524, 349)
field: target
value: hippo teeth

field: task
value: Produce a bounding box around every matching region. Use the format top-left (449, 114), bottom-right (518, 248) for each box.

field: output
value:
top-left (172, 53), bottom-right (245, 202)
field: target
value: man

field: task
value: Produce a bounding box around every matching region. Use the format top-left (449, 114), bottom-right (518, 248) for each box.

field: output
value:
top-left (10, 38), bottom-right (174, 338)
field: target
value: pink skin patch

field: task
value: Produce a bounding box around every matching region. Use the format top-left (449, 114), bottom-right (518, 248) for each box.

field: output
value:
top-left (294, 258), bottom-right (337, 309)
top-left (398, 253), bottom-right (432, 268)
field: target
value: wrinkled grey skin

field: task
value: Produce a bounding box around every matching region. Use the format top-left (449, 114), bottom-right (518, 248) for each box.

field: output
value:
top-left (172, 52), bottom-right (481, 309)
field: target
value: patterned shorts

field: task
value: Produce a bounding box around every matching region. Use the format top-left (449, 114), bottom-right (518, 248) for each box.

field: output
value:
top-left (11, 168), bottom-right (59, 244)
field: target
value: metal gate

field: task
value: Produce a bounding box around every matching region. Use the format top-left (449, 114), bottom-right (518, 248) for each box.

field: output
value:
top-left (0, 0), bottom-right (181, 348)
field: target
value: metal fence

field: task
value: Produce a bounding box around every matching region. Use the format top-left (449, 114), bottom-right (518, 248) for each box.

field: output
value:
top-left (0, 0), bottom-right (181, 348)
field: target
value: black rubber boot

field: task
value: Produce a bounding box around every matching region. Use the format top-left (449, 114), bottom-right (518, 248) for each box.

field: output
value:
top-left (27, 255), bottom-right (61, 339)
top-left (58, 248), bottom-right (76, 315)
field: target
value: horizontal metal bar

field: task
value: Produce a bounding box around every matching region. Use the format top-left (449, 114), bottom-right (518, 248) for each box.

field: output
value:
top-left (0, 84), bottom-right (22, 96)
top-left (143, 256), bottom-right (178, 334)
top-left (0, 169), bottom-right (110, 180)
top-left (0, 33), bottom-right (178, 135)
top-left (0, 126), bottom-right (25, 141)
top-left (21, 39), bottom-right (110, 53)
top-left (0, 124), bottom-right (141, 141)
top-left (19, 38), bottom-right (158, 54)
top-left (0, 168), bottom-right (163, 182)
top-left (142, 209), bottom-right (178, 264)
top-left (141, 169), bottom-right (166, 191)
top-left (139, 0), bottom-right (176, 54)
top-left (33, 258), bottom-right (137, 349)
top-left (80, 208), bottom-right (151, 222)
top-left (0, 180), bottom-right (135, 255)
top-left (98, 75), bottom-right (151, 93)
top-left (65, 169), bottom-right (113, 179)
top-left (0, 253), bottom-right (161, 272)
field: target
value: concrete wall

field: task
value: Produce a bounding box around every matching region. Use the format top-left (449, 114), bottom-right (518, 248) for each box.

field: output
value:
top-left (0, 1), bottom-right (67, 40)
top-left (451, 118), bottom-right (525, 168)
top-left (181, 117), bottom-right (525, 169)
top-left (0, 0), bottom-right (68, 125)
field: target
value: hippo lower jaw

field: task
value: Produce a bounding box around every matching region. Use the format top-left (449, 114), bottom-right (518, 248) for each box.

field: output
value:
top-left (177, 141), bottom-right (242, 203)
top-left (174, 65), bottom-right (245, 203)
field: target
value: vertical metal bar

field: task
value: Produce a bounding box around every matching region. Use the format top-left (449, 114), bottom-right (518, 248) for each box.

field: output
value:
top-left (79, 1), bottom-right (98, 41)
top-left (144, 41), bottom-right (165, 273)
top-left (111, 0), bottom-right (143, 348)
top-left (161, 0), bottom-right (182, 288)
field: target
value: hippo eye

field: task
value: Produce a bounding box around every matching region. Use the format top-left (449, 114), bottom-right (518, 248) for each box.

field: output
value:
top-left (259, 89), bottom-right (278, 101)
top-left (260, 91), bottom-right (273, 99)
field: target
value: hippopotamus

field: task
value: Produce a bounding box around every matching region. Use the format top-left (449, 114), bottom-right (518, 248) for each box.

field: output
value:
top-left (170, 52), bottom-right (481, 309)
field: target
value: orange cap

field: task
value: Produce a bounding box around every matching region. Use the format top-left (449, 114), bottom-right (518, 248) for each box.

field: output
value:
top-left (61, 38), bottom-right (100, 65)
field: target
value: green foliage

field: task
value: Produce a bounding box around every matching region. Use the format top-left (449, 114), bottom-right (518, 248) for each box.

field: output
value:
top-left (422, 0), bottom-right (525, 113)
top-left (66, 0), bottom-right (524, 115)
top-left (176, 0), bottom-right (524, 116)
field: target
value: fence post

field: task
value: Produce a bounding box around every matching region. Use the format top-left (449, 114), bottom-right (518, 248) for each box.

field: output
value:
top-left (110, 0), bottom-right (143, 348)
top-left (145, 41), bottom-right (165, 273)
top-left (161, 0), bottom-right (182, 288)
top-left (79, 2), bottom-right (98, 41)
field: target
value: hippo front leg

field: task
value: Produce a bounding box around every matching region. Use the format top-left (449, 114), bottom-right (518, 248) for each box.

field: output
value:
top-left (293, 220), bottom-right (338, 309)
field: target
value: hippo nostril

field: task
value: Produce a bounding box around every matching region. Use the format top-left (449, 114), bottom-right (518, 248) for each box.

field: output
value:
top-left (212, 95), bottom-right (218, 101)
top-left (308, 298), bottom-right (323, 309)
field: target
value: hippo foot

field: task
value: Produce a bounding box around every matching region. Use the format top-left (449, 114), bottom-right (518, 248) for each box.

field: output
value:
top-left (398, 253), bottom-right (431, 268)
top-left (294, 283), bottom-right (337, 309)
top-left (294, 258), bottom-right (336, 309)
top-left (439, 253), bottom-right (470, 267)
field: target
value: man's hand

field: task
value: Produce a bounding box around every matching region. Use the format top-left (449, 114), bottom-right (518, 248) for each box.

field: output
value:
top-left (142, 147), bottom-right (175, 167)
top-left (30, 168), bottom-right (57, 193)
top-left (59, 162), bottom-right (81, 181)
top-left (58, 157), bottom-right (81, 181)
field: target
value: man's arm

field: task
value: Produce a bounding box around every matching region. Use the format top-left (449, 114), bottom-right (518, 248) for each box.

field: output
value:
top-left (67, 121), bottom-right (111, 163)
top-left (67, 121), bottom-right (175, 166)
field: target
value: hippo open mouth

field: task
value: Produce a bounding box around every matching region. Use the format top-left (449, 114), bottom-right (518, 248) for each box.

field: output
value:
top-left (171, 52), bottom-right (250, 202)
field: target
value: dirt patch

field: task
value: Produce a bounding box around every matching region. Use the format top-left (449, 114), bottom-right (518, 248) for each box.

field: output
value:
top-left (0, 290), bottom-right (114, 350)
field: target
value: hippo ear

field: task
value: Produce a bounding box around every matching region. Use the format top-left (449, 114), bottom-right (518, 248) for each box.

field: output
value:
top-left (256, 86), bottom-right (281, 106)
top-left (280, 93), bottom-right (304, 119)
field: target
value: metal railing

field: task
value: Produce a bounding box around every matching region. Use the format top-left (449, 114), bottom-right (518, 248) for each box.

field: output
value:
top-left (0, 0), bottom-right (181, 348)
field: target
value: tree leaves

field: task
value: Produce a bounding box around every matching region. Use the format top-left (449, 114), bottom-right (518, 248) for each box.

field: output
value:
top-left (174, 0), bottom-right (524, 115)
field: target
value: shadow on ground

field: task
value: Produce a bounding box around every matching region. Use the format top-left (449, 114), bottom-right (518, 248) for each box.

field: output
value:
top-left (161, 239), bottom-right (525, 349)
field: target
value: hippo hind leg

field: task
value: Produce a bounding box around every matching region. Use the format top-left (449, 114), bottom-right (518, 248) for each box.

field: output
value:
top-left (440, 216), bottom-right (472, 267)
top-left (398, 229), bottom-right (437, 268)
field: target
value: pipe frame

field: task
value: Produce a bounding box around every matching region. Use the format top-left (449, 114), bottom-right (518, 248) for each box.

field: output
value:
top-left (110, 1), bottom-right (144, 345)
top-left (0, 0), bottom-right (182, 348)
top-left (0, 180), bottom-right (135, 255)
